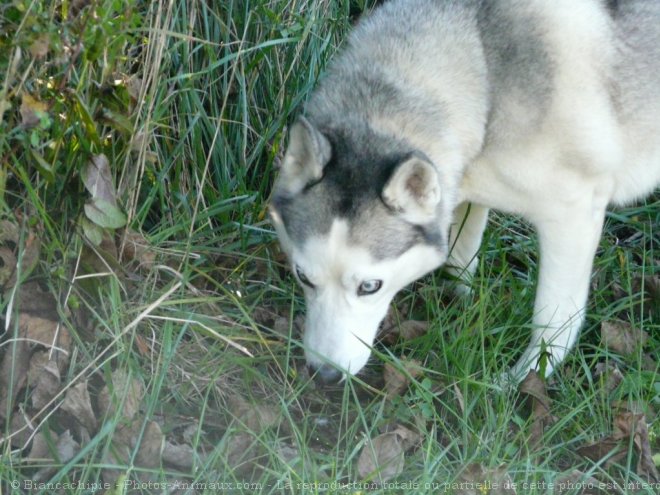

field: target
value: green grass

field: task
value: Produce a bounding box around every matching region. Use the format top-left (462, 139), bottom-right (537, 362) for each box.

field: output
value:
top-left (0, 1), bottom-right (658, 494)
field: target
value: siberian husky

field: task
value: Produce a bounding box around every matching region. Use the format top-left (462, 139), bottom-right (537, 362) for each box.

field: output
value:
top-left (270, 0), bottom-right (660, 384)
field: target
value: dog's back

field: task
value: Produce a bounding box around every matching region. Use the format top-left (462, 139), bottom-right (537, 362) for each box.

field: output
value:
top-left (309, 0), bottom-right (660, 198)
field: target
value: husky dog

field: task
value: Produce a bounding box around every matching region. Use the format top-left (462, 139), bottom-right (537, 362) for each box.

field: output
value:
top-left (270, 0), bottom-right (660, 384)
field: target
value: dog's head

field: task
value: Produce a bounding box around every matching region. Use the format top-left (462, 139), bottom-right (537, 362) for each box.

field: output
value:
top-left (270, 117), bottom-right (448, 382)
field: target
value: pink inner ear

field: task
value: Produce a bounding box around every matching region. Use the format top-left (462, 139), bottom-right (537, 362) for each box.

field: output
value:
top-left (405, 165), bottom-right (427, 198)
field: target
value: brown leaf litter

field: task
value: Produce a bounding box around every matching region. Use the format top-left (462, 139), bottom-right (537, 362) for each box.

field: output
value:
top-left (20, 93), bottom-right (49, 128)
top-left (27, 430), bottom-right (81, 483)
top-left (118, 228), bottom-right (157, 269)
top-left (577, 405), bottom-right (659, 482)
top-left (0, 313), bottom-right (70, 420)
top-left (99, 370), bottom-right (178, 483)
top-left (0, 220), bottom-right (196, 485)
top-left (222, 394), bottom-right (283, 476)
top-left (28, 352), bottom-right (61, 410)
top-left (357, 424), bottom-right (421, 482)
top-left (379, 304), bottom-right (430, 345)
top-left (601, 320), bottom-right (649, 356)
top-left (593, 362), bottom-right (625, 394)
top-left (0, 219), bottom-right (41, 288)
top-left (383, 358), bottom-right (422, 399)
top-left (519, 370), bottom-right (557, 450)
top-left (61, 381), bottom-right (97, 432)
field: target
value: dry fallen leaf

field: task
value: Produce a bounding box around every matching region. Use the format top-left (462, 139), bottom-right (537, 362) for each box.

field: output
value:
top-left (576, 437), bottom-right (625, 466)
top-left (226, 432), bottom-right (260, 476)
top-left (0, 340), bottom-right (30, 419)
top-left (645, 274), bottom-right (660, 306)
top-left (7, 410), bottom-right (35, 449)
top-left (119, 228), bottom-right (156, 269)
top-left (20, 93), bottom-right (48, 128)
top-left (389, 424), bottom-right (421, 450)
top-left (577, 410), bottom-right (659, 481)
top-left (102, 443), bottom-right (131, 486)
top-left (162, 440), bottom-right (196, 470)
top-left (29, 34), bottom-right (50, 58)
top-left (97, 372), bottom-right (187, 479)
top-left (593, 362), bottom-right (624, 394)
top-left (98, 369), bottom-right (144, 421)
top-left (98, 370), bottom-right (145, 448)
top-left (398, 320), bottom-right (430, 341)
top-left (20, 313), bottom-right (71, 359)
top-left (383, 358), bottom-right (422, 398)
top-left (357, 431), bottom-right (405, 481)
top-left (380, 315), bottom-right (429, 345)
top-left (357, 425), bottom-right (420, 482)
top-left (0, 220), bottom-right (41, 287)
top-left (613, 411), bottom-right (659, 481)
top-left (32, 430), bottom-right (80, 482)
top-left (27, 430), bottom-right (51, 460)
top-left (0, 246), bottom-right (17, 285)
top-left (601, 320), bottom-right (648, 356)
top-left (61, 380), bottom-right (97, 432)
top-left (82, 154), bottom-right (118, 207)
top-left (229, 395), bottom-right (280, 433)
top-left (10, 280), bottom-right (58, 317)
top-left (135, 420), bottom-right (164, 468)
top-left (55, 429), bottom-right (79, 461)
top-left (519, 370), bottom-right (556, 450)
top-left (28, 353), bottom-right (61, 409)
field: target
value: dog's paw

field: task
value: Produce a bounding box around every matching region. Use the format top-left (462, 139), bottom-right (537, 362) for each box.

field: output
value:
top-left (451, 280), bottom-right (473, 297)
top-left (439, 277), bottom-right (473, 301)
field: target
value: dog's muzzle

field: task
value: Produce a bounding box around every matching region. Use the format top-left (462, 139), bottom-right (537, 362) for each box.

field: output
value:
top-left (307, 362), bottom-right (342, 385)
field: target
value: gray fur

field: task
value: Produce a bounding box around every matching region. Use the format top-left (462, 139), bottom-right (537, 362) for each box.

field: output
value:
top-left (475, 2), bottom-right (554, 144)
top-left (612, 1), bottom-right (660, 121)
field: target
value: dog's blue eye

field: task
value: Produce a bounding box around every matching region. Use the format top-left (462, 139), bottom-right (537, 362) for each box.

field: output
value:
top-left (358, 279), bottom-right (382, 296)
top-left (296, 266), bottom-right (315, 288)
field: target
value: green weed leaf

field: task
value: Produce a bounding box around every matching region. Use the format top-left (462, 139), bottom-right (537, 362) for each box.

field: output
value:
top-left (84, 199), bottom-right (127, 229)
top-left (80, 217), bottom-right (104, 246)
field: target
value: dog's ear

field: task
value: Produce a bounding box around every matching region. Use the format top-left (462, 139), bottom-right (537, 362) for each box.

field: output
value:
top-left (275, 116), bottom-right (331, 197)
top-left (382, 155), bottom-right (441, 224)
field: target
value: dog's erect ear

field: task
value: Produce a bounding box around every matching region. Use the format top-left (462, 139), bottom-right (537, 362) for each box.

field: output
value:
top-left (275, 116), bottom-right (331, 197)
top-left (382, 155), bottom-right (441, 224)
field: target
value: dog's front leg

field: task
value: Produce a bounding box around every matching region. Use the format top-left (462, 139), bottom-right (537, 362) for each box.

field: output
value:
top-left (509, 205), bottom-right (606, 380)
top-left (446, 202), bottom-right (490, 295)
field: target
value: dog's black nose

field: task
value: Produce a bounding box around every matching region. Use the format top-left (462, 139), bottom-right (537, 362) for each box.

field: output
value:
top-left (307, 363), bottom-right (342, 385)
